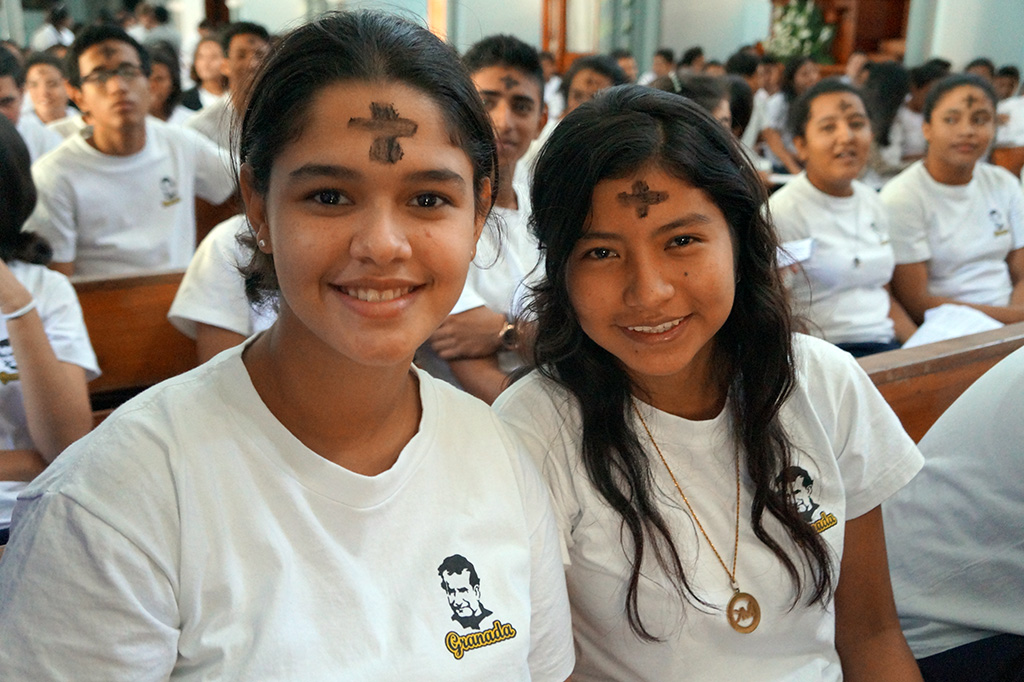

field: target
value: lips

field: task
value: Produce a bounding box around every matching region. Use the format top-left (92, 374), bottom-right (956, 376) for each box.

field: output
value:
top-left (625, 317), bottom-right (685, 334)
top-left (338, 286), bottom-right (415, 302)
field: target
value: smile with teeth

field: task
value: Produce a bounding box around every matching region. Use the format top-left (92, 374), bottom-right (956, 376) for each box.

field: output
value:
top-left (339, 286), bottom-right (414, 302)
top-left (627, 318), bottom-right (684, 334)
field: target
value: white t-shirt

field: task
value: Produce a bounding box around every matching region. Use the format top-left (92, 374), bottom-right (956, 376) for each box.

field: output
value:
top-left (763, 92), bottom-right (796, 168)
top-left (184, 94), bottom-right (234, 151)
top-left (880, 161), bottom-right (1024, 306)
top-left (0, 261), bottom-right (99, 528)
top-left (494, 335), bottom-right (923, 682)
top-left (894, 105), bottom-right (926, 159)
top-left (29, 24), bottom-right (74, 52)
top-left (884, 345), bottom-right (1024, 658)
top-left (771, 173), bottom-right (897, 344)
top-left (995, 95), bottom-right (1024, 148)
top-left (46, 113), bottom-right (88, 140)
top-left (0, 347), bottom-right (574, 680)
top-left (15, 112), bottom-right (61, 163)
top-left (741, 87), bottom-right (771, 151)
top-left (24, 119), bottom-right (236, 278)
top-left (168, 214), bottom-right (277, 339)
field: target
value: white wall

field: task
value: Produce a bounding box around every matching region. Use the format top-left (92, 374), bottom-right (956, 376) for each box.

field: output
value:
top-left (906, 0), bottom-right (1024, 72)
top-left (658, 0), bottom-right (771, 65)
top-left (449, 0), bottom-right (542, 53)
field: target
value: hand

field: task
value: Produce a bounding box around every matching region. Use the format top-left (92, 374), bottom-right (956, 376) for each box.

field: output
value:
top-left (430, 306), bottom-right (506, 360)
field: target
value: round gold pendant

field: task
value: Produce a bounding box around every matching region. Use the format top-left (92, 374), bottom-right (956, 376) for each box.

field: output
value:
top-left (727, 591), bottom-right (760, 633)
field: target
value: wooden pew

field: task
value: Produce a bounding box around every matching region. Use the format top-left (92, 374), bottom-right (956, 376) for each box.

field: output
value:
top-left (74, 270), bottom-right (196, 417)
top-left (860, 322), bottom-right (1024, 442)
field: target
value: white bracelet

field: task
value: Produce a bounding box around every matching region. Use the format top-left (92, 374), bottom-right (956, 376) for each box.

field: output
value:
top-left (0, 299), bottom-right (37, 321)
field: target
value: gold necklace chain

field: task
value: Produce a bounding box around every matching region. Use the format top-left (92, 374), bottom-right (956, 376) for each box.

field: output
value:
top-left (631, 401), bottom-right (761, 633)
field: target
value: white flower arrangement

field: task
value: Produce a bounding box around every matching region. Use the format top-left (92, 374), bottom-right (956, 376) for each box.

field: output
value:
top-left (765, 0), bottom-right (835, 62)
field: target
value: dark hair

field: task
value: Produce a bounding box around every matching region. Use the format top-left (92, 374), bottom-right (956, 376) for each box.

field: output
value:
top-left (437, 554), bottom-right (480, 586)
top-left (47, 5), bottom-right (70, 26)
top-left (909, 60), bottom-right (949, 90)
top-left (996, 65), bottom-right (1020, 82)
top-left (148, 43), bottom-right (182, 119)
top-left (66, 25), bottom-right (151, 87)
top-left (0, 117), bottom-right (52, 265)
top-left (220, 21), bottom-right (271, 54)
top-left (861, 62), bottom-right (909, 146)
top-left (559, 54), bottom-right (628, 102)
top-left (781, 55), bottom-right (816, 102)
top-left (726, 74), bottom-right (753, 136)
top-left (776, 465), bottom-right (812, 488)
top-left (462, 34), bottom-right (544, 95)
top-left (654, 48), bottom-right (675, 64)
top-left (651, 72), bottom-right (727, 115)
top-left (609, 48), bottom-right (634, 60)
top-left (965, 57), bottom-right (995, 78)
top-left (725, 50), bottom-right (759, 78)
top-left (923, 57), bottom-right (952, 73)
top-left (237, 11), bottom-right (498, 306)
top-left (0, 48), bottom-right (24, 88)
top-left (678, 46), bottom-right (702, 66)
top-left (188, 36), bottom-right (226, 86)
top-left (760, 53), bottom-right (780, 67)
top-left (528, 85), bottom-right (833, 640)
top-left (24, 51), bottom-right (66, 78)
top-left (538, 50), bottom-right (555, 63)
top-left (152, 6), bottom-right (170, 24)
top-left (788, 78), bottom-right (864, 139)
top-left (923, 73), bottom-right (997, 122)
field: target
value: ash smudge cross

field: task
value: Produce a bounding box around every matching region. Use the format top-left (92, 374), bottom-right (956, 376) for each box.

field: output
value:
top-left (618, 180), bottom-right (669, 218)
top-left (348, 102), bottom-right (419, 164)
top-left (965, 93), bottom-right (978, 109)
top-left (500, 75), bottom-right (520, 90)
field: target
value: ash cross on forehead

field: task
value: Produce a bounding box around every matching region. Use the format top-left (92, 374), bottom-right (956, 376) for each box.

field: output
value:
top-left (838, 98), bottom-right (854, 112)
top-left (617, 180), bottom-right (669, 218)
top-left (500, 74), bottom-right (520, 90)
top-left (347, 102), bottom-right (419, 164)
top-left (964, 93), bottom-right (979, 109)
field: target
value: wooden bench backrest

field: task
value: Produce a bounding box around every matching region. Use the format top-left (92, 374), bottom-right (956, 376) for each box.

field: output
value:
top-left (74, 271), bottom-right (196, 402)
top-left (859, 322), bottom-right (1024, 442)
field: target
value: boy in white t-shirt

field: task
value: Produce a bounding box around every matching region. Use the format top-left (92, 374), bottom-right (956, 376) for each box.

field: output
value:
top-left (0, 49), bottom-right (62, 163)
top-left (424, 35), bottom-right (548, 403)
top-left (23, 26), bottom-right (235, 279)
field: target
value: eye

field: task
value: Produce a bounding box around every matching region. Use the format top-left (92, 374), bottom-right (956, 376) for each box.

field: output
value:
top-left (410, 193), bottom-right (449, 209)
top-left (310, 189), bottom-right (345, 205)
top-left (670, 235), bottom-right (694, 248)
top-left (584, 246), bottom-right (614, 260)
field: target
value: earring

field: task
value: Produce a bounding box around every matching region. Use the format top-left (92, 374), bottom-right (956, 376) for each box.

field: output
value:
top-left (258, 239), bottom-right (266, 248)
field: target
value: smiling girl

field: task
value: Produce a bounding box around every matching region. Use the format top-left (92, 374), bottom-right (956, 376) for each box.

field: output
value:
top-left (495, 86), bottom-right (923, 680)
top-left (0, 13), bottom-right (572, 680)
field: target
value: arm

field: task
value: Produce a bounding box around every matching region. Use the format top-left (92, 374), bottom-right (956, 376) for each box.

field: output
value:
top-left (48, 261), bottom-right (74, 277)
top-left (884, 285), bottom-right (917, 344)
top-left (195, 322), bottom-right (248, 364)
top-left (1008, 247), bottom-right (1024, 306)
top-left (0, 263), bottom-right (92, 461)
top-left (834, 507), bottom-right (923, 681)
top-left (0, 449), bottom-right (49, 481)
top-left (761, 127), bottom-right (803, 174)
top-left (429, 305), bottom-right (505, 360)
top-left (890, 261), bottom-right (1024, 325)
top-left (449, 355), bottom-right (510, 405)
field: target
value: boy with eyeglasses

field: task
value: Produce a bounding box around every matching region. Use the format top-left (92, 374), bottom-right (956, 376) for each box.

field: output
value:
top-left (24, 26), bottom-right (235, 278)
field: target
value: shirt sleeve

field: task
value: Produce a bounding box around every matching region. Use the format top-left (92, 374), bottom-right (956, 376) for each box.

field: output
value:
top-left (24, 162), bottom-right (77, 265)
top-left (880, 173), bottom-right (932, 264)
top-left (187, 128), bottom-right (236, 205)
top-left (37, 270), bottom-right (100, 380)
top-left (1005, 173), bottom-right (1024, 251)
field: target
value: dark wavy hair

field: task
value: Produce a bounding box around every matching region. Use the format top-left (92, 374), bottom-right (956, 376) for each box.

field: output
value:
top-left (862, 63), bottom-right (910, 147)
top-left (236, 11), bottom-right (498, 306)
top-left (147, 43), bottom-right (183, 120)
top-left (0, 117), bottom-right (52, 264)
top-left (781, 55), bottom-right (816, 102)
top-left (528, 85), bottom-right (834, 640)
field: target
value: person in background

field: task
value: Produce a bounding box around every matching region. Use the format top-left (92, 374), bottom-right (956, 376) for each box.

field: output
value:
top-left (0, 115), bottom-right (96, 547)
top-left (22, 53), bottom-right (69, 126)
top-left (703, 60), bottom-right (726, 77)
top-left (772, 79), bottom-right (915, 356)
top-left (610, 48), bottom-right (638, 83)
top-left (993, 65), bottom-right (1020, 101)
top-left (964, 57), bottom-right (995, 83)
top-left (762, 55), bottom-right (820, 173)
top-left (842, 51), bottom-right (870, 88)
top-left (638, 47), bottom-right (673, 85)
top-left (895, 61), bottom-right (949, 163)
top-left (30, 5), bottom-right (75, 53)
top-left (881, 74), bottom-right (1024, 326)
top-left (142, 6), bottom-right (181, 58)
top-left (761, 53), bottom-right (783, 95)
top-left (862, 62), bottom-right (912, 189)
top-left (677, 45), bottom-right (705, 73)
top-left (727, 50), bottom-right (769, 152)
top-left (180, 36), bottom-right (226, 111)
top-left (0, 50), bottom-right (61, 162)
top-left (147, 44), bottom-right (191, 125)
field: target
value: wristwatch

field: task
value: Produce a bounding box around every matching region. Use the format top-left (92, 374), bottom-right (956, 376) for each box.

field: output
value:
top-left (498, 319), bottom-right (518, 351)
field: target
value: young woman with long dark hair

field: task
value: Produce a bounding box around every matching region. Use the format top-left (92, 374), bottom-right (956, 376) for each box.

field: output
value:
top-left (495, 85), bottom-right (923, 680)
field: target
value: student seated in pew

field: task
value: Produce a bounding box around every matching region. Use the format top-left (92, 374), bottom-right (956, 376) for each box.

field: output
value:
top-left (771, 80), bottom-right (916, 357)
top-left (0, 12), bottom-right (573, 678)
top-left (147, 44), bottom-right (192, 126)
top-left (168, 214), bottom-right (277, 363)
top-left (883, 344), bottom-right (1024, 682)
top-left (0, 49), bottom-right (62, 163)
top-left (423, 35), bottom-right (547, 403)
top-left (494, 85), bottom-right (923, 681)
top-left (761, 56), bottom-right (820, 174)
top-left (185, 22), bottom-right (271, 152)
top-left (22, 52), bottom-right (71, 127)
top-left (0, 116), bottom-right (97, 546)
top-left (880, 74), bottom-right (1024, 326)
top-left (23, 26), bottom-right (236, 279)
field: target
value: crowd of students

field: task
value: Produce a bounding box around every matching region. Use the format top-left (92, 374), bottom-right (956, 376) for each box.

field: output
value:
top-left (0, 7), bottom-right (1021, 680)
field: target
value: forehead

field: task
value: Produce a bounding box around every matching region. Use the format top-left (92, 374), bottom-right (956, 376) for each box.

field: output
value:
top-left (27, 63), bottom-right (62, 80)
top-left (936, 84), bottom-right (993, 111)
top-left (589, 167), bottom-right (727, 229)
top-left (570, 68), bottom-right (612, 92)
top-left (0, 76), bottom-right (18, 95)
top-left (228, 33), bottom-right (269, 55)
top-left (472, 64), bottom-right (542, 100)
top-left (79, 40), bottom-right (140, 71)
top-left (271, 81), bottom-right (469, 179)
top-left (809, 91), bottom-right (866, 117)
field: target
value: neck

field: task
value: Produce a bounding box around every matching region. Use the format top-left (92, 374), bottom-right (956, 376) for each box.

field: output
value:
top-left (805, 171), bottom-right (854, 197)
top-left (202, 79), bottom-right (225, 96)
top-left (631, 343), bottom-right (728, 421)
top-left (88, 121), bottom-right (146, 156)
top-left (37, 108), bottom-right (65, 124)
top-left (924, 155), bottom-right (974, 185)
top-left (495, 163), bottom-right (519, 210)
top-left (243, 304), bottom-right (421, 476)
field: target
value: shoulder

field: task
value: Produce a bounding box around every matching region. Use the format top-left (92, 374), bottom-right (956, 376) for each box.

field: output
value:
top-left (493, 370), bottom-right (581, 469)
top-left (879, 161), bottom-right (926, 204)
top-left (975, 162), bottom-right (1021, 192)
top-left (8, 261), bottom-right (76, 301)
top-left (31, 136), bottom-right (84, 178)
top-left (768, 173), bottom-right (810, 210)
top-left (495, 370), bottom-right (576, 426)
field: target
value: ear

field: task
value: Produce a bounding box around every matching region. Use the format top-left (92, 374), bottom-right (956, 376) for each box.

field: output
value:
top-left (793, 134), bottom-right (809, 164)
top-left (534, 102), bottom-right (548, 139)
top-left (70, 85), bottom-right (87, 115)
top-left (239, 163), bottom-right (271, 253)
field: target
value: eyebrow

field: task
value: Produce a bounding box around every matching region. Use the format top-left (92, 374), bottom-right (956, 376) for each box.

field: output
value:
top-left (287, 164), bottom-right (467, 189)
top-left (83, 60), bottom-right (141, 77)
top-left (581, 213), bottom-right (713, 240)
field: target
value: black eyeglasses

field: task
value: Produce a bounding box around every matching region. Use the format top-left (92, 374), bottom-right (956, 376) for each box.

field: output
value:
top-left (81, 64), bottom-right (144, 86)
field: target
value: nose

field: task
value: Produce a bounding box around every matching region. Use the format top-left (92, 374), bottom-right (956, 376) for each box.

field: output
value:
top-left (622, 256), bottom-right (674, 309)
top-left (490, 99), bottom-right (512, 133)
top-left (349, 207), bottom-right (413, 265)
